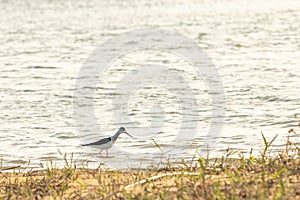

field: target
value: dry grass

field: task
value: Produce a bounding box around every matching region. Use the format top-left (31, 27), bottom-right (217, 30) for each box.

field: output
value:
top-left (1, 133), bottom-right (300, 200)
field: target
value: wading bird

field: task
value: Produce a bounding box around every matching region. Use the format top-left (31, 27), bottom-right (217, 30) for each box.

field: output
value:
top-left (82, 127), bottom-right (133, 157)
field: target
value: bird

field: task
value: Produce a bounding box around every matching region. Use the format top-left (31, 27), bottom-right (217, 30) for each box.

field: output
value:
top-left (82, 127), bottom-right (133, 157)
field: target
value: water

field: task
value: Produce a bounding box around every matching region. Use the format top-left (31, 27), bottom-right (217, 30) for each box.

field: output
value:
top-left (0, 0), bottom-right (299, 169)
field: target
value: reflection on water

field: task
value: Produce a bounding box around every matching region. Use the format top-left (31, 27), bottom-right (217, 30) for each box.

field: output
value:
top-left (0, 0), bottom-right (299, 169)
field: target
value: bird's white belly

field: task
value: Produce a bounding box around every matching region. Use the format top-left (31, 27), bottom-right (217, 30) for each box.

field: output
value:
top-left (98, 140), bottom-right (113, 149)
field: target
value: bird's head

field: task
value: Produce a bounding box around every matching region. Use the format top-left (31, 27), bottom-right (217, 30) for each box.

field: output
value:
top-left (119, 127), bottom-right (133, 138)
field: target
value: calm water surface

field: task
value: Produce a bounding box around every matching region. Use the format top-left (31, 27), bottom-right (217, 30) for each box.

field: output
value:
top-left (0, 0), bottom-right (299, 169)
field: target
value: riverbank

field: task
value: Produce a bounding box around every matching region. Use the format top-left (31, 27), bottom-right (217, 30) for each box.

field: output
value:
top-left (1, 134), bottom-right (299, 199)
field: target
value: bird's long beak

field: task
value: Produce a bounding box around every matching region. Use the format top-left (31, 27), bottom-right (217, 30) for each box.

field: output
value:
top-left (124, 132), bottom-right (134, 138)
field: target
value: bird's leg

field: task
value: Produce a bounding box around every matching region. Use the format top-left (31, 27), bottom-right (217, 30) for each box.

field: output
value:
top-left (99, 149), bottom-right (103, 155)
top-left (106, 149), bottom-right (108, 157)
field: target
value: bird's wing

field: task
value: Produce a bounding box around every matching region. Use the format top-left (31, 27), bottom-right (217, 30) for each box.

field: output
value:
top-left (82, 137), bottom-right (111, 146)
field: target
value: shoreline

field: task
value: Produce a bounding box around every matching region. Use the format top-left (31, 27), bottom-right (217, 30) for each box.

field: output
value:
top-left (1, 138), bottom-right (299, 199)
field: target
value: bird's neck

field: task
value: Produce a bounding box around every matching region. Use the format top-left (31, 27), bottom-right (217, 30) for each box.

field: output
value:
top-left (111, 131), bottom-right (121, 143)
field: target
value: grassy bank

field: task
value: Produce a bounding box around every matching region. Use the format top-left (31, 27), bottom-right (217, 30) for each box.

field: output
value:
top-left (1, 133), bottom-right (299, 199)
